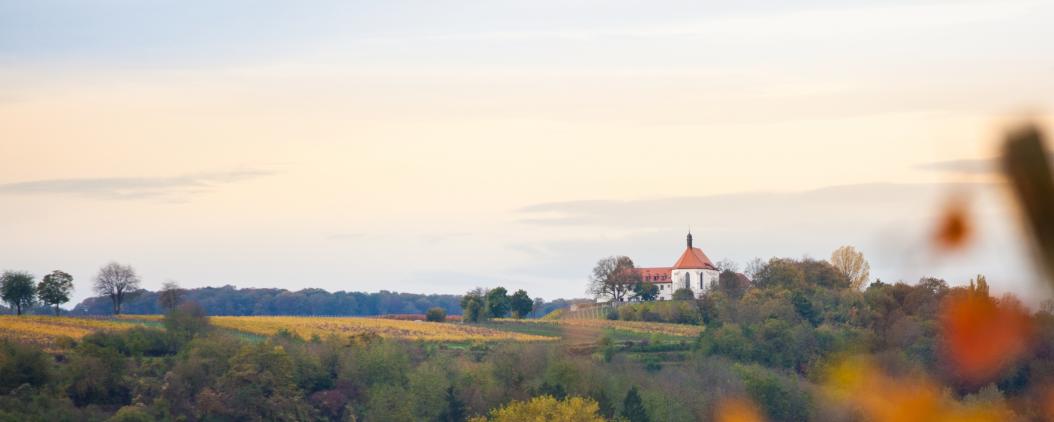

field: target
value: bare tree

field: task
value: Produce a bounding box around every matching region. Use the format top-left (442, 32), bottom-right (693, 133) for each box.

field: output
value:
top-left (588, 256), bottom-right (640, 303)
top-left (158, 280), bottom-right (184, 312)
top-left (715, 258), bottom-right (739, 273)
top-left (830, 246), bottom-right (871, 289)
top-left (94, 262), bottom-right (141, 315)
top-left (744, 257), bottom-right (765, 280)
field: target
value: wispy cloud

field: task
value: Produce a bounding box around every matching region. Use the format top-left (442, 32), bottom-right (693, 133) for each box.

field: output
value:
top-left (0, 169), bottom-right (275, 200)
top-left (916, 154), bottom-right (1054, 175)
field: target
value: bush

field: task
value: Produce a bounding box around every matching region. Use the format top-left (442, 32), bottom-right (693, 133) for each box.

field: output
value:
top-left (81, 327), bottom-right (177, 357)
top-left (426, 307), bottom-right (447, 322)
top-left (672, 288), bottom-right (695, 301)
top-left (164, 301), bottom-right (210, 340)
top-left (738, 365), bottom-right (811, 421)
top-left (108, 405), bottom-right (153, 422)
top-left (0, 340), bottom-right (51, 394)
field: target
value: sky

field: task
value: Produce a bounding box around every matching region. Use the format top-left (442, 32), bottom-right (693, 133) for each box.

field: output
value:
top-left (2, 0), bottom-right (1054, 306)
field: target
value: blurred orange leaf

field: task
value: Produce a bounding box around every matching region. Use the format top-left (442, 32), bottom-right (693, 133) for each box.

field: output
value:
top-left (933, 195), bottom-right (973, 251)
top-left (715, 397), bottom-right (764, 422)
top-left (825, 357), bottom-right (1011, 422)
top-left (941, 293), bottom-right (1032, 382)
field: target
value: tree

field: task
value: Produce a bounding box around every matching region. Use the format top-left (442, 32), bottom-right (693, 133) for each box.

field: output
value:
top-left (830, 245), bottom-right (871, 289)
top-left (93, 262), bottom-right (141, 315)
top-left (485, 287), bottom-right (511, 318)
top-left (37, 270), bottom-right (73, 316)
top-left (672, 288), bottom-right (695, 301)
top-left (164, 301), bottom-right (210, 340)
top-left (632, 282), bottom-right (658, 301)
top-left (158, 280), bottom-right (184, 312)
top-left (461, 288), bottom-right (487, 323)
top-left (744, 257), bottom-right (764, 280)
top-left (438, 386), bottom-right (466, 422)
top-left (715, 258), bottom-right (739, 273)
top-left (472, 395), bottom-right (604, 422)
top-left (717, 269), bottom-right (748, 300)
top-left (532, 297), bottom-right (545, 318)
top-left (426, 307), bottom-right (447, 322)
top-left (1, 271), bottom-right (36, 315)
top-left (621, 386), bottom-right (649, 422)
top-left (753, 258), bottom-right (805, 289)
top-left (509, 289), bottom-right (533, 319)
top-left (588, 256), bottom-right (641, 303)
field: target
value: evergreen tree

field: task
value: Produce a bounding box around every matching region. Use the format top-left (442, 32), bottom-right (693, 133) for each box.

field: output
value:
top-left (622, 386), bottom-right (649, 422)
top-left (438, 386), bottom-right (466, 422)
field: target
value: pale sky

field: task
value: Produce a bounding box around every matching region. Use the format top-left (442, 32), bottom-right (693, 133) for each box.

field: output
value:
top-left (2, 0), bottom-right (1053, 306)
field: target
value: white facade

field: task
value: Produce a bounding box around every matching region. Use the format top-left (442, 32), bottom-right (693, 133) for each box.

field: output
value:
top-left (656, 268), bottom-right (719, 300)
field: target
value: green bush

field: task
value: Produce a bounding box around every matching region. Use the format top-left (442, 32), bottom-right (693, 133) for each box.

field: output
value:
top-left (426, 307), bottom-right (446, 322)
top-left (0, 340), bottom-right (51, 394)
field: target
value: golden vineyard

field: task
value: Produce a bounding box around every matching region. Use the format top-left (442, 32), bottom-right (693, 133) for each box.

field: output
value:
top-left (207, 316), bottom-right (556, 342)
top-left (1, 315), bottom-right (559, 348)
top-left (0, 316), bottom-right (135, 351)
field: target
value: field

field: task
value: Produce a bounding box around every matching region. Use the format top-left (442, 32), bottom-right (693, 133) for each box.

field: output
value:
top-left (491, 318), bottom-right (705, 337)
top-left (207, 316), bottom-right (557, 342)
top-left (0, 315), bottom-right (137, 351)
top-left (1, 314), bottom-right (701, 352)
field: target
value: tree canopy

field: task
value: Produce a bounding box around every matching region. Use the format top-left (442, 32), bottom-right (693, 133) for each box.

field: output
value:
top-left (93, 262), bottom-right (141, 315)
top-left (830, 245), bottom-right (871, 289)
top-left (1, 271), bottom-right (36, 315)
top-left (37, 270), bottom-right (73, 315)
top-left (509, 289), bottom-right (534, 319)
top-left (588, 256), bottom-right (640, 303)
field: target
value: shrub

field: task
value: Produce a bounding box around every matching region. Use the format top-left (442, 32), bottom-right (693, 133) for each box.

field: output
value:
top-left (426, 307), bottom-right (447, 322)
top-left (672, 288), bottom-right (695, 301)
top-left (164, 301), bottom-right (210, 341)
top-left (0, 340), bottom-right (51, 394)
top-left (108, 405), bottom-right (153, 422)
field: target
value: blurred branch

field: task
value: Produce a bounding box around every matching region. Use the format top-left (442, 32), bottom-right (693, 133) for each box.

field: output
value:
top-left (1001, 124), bottom-right (1054, 284)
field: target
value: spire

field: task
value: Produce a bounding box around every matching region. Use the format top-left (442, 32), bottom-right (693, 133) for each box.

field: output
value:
top-left (686, 230), bottom-right (693, 249)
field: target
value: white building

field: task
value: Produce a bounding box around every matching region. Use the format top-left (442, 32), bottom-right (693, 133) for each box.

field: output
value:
top-left (637, 232), bottom-right (720, 300)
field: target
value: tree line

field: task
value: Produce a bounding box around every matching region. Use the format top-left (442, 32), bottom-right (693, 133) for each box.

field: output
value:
top-left (459, 287), bottom-right (542, 322)
top-left (1, 262), bottom-right (143, 316)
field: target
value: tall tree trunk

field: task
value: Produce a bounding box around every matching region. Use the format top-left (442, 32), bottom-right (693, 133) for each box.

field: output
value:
top-left (55, 304), bottom-right (60, 316)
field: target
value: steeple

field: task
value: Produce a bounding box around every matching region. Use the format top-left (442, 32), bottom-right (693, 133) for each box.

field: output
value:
top-left (686, 230), bottom-right (693, 249)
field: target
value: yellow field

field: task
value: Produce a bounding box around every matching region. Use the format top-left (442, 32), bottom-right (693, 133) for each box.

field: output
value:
top-left (499, 318), bottom-right (705, 337)
top-left (209, 316), bottom-right (558, 342)
top-left (0, 315), bottom-right (134, 350)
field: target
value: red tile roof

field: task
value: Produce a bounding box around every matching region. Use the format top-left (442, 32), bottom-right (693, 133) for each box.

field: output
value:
top-left (673, 247), bottom-right (716, 270)
top-left (636, 267), bottom-right (672, 283)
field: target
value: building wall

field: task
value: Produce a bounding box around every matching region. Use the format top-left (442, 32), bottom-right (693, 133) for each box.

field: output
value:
top-left (669, 268), bottom-right (719, 299)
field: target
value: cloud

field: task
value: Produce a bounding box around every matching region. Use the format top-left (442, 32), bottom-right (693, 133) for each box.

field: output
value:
top-left (0, 169), bottom-right (275, 200)
top-left (518, 183), bottom-right (981, 229)
top-left (916, 154), bottom-right (1054, 175)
